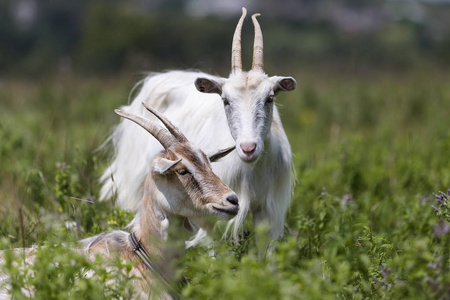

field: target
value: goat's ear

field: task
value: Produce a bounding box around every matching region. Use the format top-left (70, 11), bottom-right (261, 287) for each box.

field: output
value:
top-left (271, 76), bottom-right (297, 94)
top-left (209, 146), bottom-right (235, 162)
top-left (152, 158), bottom-right (182, 175)
top-left (195, 78), bottom-right (223, 95)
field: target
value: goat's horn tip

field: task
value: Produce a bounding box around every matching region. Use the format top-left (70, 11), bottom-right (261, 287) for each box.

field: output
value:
top-left (241, 7), bottom-right (247, 14)
top-left (141, 101), bottom-right (155, 111)
top-left (114, 109), bottom-right (128, 118)
top-left (252, 13), bottom-right (261, 19)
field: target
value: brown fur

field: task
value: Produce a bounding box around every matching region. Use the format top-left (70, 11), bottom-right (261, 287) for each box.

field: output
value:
top-left (81, 133), bottom-right (237, 298)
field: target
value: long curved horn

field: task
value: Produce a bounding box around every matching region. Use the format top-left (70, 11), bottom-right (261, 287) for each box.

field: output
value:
top-left (141, 102), bottom-right (188, 144)
top-left (114, 109), bottom-right (176, 149)
top-left (251, 13), bottom-right (264, 71)
top-left (231, 7), bottom-right (247, 74)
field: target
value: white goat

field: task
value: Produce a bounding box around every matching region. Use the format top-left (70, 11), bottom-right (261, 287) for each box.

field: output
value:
top-left (100, 8), bottom-right (297, 242)
top-left (1, 104), bottom-right (239, 299)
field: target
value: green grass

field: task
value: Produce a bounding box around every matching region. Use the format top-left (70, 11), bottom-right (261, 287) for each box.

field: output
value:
top-left (0, 68), bottom-right (449, 299)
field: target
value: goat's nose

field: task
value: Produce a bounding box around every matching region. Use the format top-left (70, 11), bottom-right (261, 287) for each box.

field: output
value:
top-left (226, 194), bottom-right (239, 206)
top-left (240, 143), bottom-right (256, 155)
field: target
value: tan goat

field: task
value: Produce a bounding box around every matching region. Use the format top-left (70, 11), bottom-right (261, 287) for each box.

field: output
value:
top-left (0, 103), bottom-right (239, 299)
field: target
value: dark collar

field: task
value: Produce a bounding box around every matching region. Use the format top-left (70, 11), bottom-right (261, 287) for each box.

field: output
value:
top-left (129, 232), bottom-right (155, 272)
top-left (129, 232), bottom-right (180, 298)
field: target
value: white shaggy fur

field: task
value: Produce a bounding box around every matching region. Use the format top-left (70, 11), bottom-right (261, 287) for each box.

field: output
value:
top-left (100, 70), bottom-right (295, 240)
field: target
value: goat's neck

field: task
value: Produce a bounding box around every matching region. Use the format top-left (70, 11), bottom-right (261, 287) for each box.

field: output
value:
top-left (128, 173), bottom-right (183, 284)
top-left (130, 173), bottom-right (168, 252)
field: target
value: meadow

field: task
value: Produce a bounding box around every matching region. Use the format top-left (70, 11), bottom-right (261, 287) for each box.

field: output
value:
top-left (0, 67), bottom-right (449, 299)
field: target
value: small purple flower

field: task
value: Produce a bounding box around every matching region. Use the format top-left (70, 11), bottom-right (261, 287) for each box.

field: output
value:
top-left (379, 265), bottom-right (391, 278)
top-left (432, 205), bottom-right (440, 213)
top-left (419, 194), bottom-right (432, 203)
top-left (341, 194), bottom-right (352, 210)
top-left (427, 262), bottom-right (438, 270)
top-left (425, 277), bottom-right (441, 291)
top-left (431, 189), bottom-right (449, 222)
top-left (342, 193), bottom-right (352, 203)
top-left (433, 221), bottom-right (450, 238)
top-left (85, 196), bottom-right (95, 204)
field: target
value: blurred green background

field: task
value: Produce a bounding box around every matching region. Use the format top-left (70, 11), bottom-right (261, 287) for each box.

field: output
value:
top-left (0, 1), bottom-right (449, 298)
top-left (1, 0), bottom-right (450, 76)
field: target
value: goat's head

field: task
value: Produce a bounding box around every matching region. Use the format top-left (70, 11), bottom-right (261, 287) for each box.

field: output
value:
top-left (195, 8), bottom-right (297, 163)
top-left (115, 103), bottom-right (239, 221)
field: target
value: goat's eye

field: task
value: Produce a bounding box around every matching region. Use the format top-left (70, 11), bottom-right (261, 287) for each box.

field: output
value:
top-left (265, 95), bottom-right (274, 104)
top-left (222, 98), bottom-right (230, 106)
top-left (176, 168), bottom-right (190, 176)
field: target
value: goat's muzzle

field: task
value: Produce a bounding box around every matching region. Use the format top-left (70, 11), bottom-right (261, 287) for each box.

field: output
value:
top-left (209, 193), bottom-right (239, 219)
